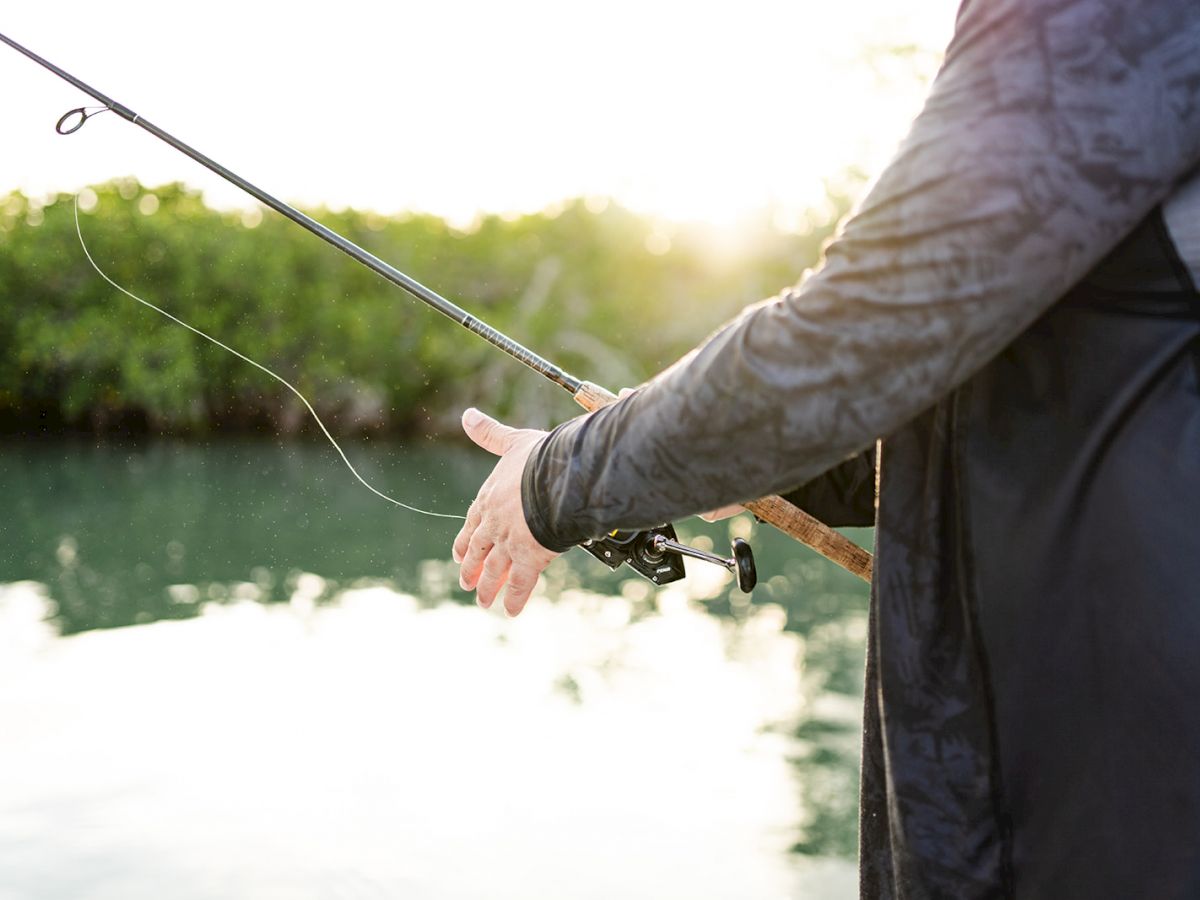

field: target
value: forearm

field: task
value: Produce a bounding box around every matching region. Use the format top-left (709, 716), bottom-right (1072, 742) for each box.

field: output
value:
top-left (524, 0), bottom-right (1200, 549)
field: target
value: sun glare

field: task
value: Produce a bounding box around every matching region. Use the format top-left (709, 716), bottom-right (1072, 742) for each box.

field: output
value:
top-left (2, 1), bottom-right (958, 226)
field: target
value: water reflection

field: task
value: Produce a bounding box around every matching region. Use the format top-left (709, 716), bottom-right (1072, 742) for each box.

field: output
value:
top-left (1, 437), bottom-right (480, 633)
top-left (0, 439), bottom-right (870, 897)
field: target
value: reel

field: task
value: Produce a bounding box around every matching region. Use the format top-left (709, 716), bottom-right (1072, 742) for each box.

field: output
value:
top-left (581, 525), bottom-right (757, 593)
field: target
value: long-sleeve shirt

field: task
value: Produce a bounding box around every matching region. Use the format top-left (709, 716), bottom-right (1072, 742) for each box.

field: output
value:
top-left (522, 1), bottom-right (1200, 896)
top-left (522, 0), bottom-right (1200, 547)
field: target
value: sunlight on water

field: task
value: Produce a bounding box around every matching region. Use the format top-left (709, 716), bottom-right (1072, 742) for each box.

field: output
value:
top-left (0, 579), bottom-right (856, 900)
top-left (0, 440), bottom-right (869, 897)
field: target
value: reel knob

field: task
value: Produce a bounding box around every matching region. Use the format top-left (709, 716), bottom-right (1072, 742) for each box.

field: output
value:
top-left (731, 538), bottom-right (756, 593)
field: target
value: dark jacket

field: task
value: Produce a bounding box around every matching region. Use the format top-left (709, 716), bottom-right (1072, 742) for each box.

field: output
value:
top-left (522, 1), bottom-right (1200, 895)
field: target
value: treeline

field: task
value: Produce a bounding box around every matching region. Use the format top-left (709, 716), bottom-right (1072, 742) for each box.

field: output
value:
top-left (0, 180), bottom-right (847, 436)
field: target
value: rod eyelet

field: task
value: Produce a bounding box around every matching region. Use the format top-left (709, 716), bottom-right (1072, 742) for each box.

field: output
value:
top-left (56, 107), bottom-right (89, 134)
top-left (56, 106), bottom-right (110, 135)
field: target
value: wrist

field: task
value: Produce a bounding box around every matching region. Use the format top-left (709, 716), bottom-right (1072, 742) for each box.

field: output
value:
top-left (520, 433), bottom-right (579, 553)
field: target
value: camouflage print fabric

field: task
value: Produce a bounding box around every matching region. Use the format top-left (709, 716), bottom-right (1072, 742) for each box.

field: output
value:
top-left (522, 1), bottom-right (1200, 896)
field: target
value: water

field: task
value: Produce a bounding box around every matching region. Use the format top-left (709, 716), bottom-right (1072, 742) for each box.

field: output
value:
top-left (0, 439), bottom-right (870, 899)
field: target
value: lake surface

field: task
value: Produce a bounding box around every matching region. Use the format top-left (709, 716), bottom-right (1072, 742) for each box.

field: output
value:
top-left (0, 438), bottom-right (870, 899)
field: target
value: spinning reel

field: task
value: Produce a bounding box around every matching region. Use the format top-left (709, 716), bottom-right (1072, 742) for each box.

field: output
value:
top-left (581, 525), bottom-right (757, 593)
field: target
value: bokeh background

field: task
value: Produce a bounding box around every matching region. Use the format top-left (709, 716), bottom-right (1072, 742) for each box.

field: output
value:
top-left (0, 3), bottom-right (955, 897)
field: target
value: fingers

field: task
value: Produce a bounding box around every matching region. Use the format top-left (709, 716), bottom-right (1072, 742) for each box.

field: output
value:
top-left (475, 550), bottom-right (511, 610)
top-left (458, 526), bottom-right (494, 592)
top-left (502, 566), bottom-right (538, 617)
top-left (458, 515), bottom-right (540, 615)
top-left (452, 501), bottom-right (483, 563)
top-left (462, 545), bottom-right (541, 616)
top-left (462, 407), bottom-right (519, 457)
top-left (699, 503), bottom-right (745, 523)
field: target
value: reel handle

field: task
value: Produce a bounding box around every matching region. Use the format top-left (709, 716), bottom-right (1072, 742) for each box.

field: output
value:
top-left (571, 381), bottom-right (873, 583)
top-left (651, 534), bottom-right (758, 593)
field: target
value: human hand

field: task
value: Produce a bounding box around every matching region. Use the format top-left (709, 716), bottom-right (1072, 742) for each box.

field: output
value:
top-left (698, 504), bottom-right (745, 522)
top-left (453, 408), bottom-right (561, 616)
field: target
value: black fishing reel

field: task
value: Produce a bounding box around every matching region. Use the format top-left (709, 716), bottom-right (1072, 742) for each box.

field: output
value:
top-left (581, 525), bottom-right (757, 593)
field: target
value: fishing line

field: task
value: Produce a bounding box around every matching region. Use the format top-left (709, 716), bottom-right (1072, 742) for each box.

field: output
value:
top-left (3, 30), bottom-right (874, 584)
top-left (73, 195), bottom-right (464, 521)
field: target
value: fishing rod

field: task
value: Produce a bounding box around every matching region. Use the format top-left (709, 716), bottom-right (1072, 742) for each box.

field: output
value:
top-left (0, 31), bottom-right (873, 588)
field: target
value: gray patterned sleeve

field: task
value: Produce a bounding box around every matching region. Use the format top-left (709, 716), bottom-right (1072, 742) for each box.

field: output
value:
top-left (522, 0), bottom-right (1200, 550)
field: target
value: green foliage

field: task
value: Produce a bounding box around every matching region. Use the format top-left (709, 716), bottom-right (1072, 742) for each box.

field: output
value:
top-left (0, 181), bottom-right (848, 435)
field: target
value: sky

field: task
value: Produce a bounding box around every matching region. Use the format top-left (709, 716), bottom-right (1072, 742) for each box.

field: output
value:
top-left (2, 1), bottom-right (958, 227)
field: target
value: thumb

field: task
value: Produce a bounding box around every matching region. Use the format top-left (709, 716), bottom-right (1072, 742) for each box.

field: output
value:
top-left (462, 407), bottom-right (518, 456)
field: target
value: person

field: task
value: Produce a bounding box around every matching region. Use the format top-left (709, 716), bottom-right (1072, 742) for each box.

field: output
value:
top-left (452, 1), bottom-right (1200, 896)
